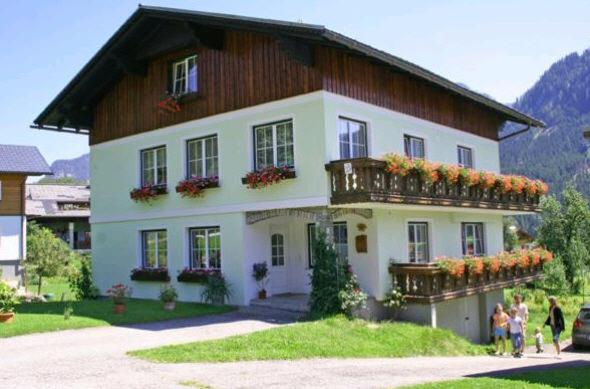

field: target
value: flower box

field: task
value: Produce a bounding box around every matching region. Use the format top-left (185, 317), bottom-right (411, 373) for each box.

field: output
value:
top-left (130, 268), bottom-right (170, 282)
top-left (175, 176), bottom-right (219, 198)
top-left (177, 268), bottom-right (221, 284)
top-left (130, 184), bottom-right (168, 203)
top-left (241, 166), bottom-right (296, 189)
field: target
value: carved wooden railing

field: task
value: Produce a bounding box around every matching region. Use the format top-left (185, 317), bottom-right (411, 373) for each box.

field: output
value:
top-left (324, 158), bottom-right (540, 212)
top-left (389, 262), bottom-right (544, 303)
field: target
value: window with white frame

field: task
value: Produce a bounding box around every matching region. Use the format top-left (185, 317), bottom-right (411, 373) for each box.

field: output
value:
top-left (457, 146), bottom-right (474, 168)
top-left (408, 222), bottom-right (429, 263)
top-left (462, 223), bottom-right (485, 256)
top-left (338, 117), bottom-right (368, 159)
top-left (189, 227), bottom-right (221, 269)
top-left (254, 120), bottom-right (294, 170)
top-left (141, 146), bottom-right (167, 186)
top-left (307, 222), bottom-right (348, 268)
top-left (142, 230), bottom-right (167, 268)
top-left (172, 55), bottom-right (198, 95)
top-left (404, 135), bottom-right (425, 159)
top-left (271, 233), bottom-right (285, 267)
top-left (187, 135), bottom-right (218, 178)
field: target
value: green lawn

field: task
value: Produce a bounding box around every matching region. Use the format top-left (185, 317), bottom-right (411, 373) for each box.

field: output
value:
top-left (0, 299), bottom-right (234, 338)
top-left (130, 315), bottom-right (490, 362)
top-left (402, 366), bottom-right (590, 388)
top-left (27, 276), bottom-right (73, 301)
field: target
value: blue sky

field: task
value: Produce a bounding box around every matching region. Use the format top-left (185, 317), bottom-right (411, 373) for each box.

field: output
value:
top-left (1, 0), bottom-right (589, 164)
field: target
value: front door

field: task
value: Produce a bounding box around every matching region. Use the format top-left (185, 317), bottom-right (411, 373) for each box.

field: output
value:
top-left (270, 228), bottom-right (288, 295)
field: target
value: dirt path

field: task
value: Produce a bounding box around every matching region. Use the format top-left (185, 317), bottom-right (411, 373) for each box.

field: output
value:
top-left (1, 313), bottom-right (589, 389)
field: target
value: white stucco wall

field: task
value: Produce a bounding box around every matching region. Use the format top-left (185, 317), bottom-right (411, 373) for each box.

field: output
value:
top-left (0, 216), bottom-right (24, 261)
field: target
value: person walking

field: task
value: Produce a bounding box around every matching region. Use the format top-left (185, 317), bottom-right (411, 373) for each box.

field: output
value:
top-left (511, 294), bottom-right (529, 353)
top-left (493, 303), bottom-right (509, 355)
top-left (508, 307), bottom-right (525, 358)
top-left (544, 296), bottom-right (565, 356)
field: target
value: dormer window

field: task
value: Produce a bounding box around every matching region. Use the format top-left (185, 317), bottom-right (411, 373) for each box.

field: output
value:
top-left (172, 55), bottom-right (198, 96)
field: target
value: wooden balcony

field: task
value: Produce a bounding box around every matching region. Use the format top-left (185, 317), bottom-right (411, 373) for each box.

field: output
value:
top-left (389, 263), bottom-right (544, 303)
top-left (325, 158), bottom-right (540, 212)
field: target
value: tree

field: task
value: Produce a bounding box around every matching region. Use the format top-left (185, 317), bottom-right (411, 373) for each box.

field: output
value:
top-left (26, 223), bottom-right (71, 295)
top-left (309, 231), bottom-right (347, 317)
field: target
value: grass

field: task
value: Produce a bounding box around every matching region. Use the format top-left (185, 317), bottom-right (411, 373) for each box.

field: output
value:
top-left (0, 298), bottom-right (234, 338)
top-left (27, 276), bottom-right (73, 301)
top-left (130, 315), bottom-right (490, 362)
top-left (401, 366), bottom-right (590, 388)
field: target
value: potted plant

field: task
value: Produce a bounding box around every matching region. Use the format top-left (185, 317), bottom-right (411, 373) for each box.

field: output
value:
top-left (0, 282), bottom-right (18, 324)
top-left (201, 273), bottom-right (232, 305)
top-left (107, 284), bottom-right (132, 314)
top-left (159, 284), bottom-right (178, 311)
top-left (252, 262), bottom-right (269, 299)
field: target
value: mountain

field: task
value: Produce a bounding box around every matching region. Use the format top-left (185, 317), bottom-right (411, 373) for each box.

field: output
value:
top-left (500, 49), bottom-right (590, 199)
top-left (43, 153), bottom-right (90, 183)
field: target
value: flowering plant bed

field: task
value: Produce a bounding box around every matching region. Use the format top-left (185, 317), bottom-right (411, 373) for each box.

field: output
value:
top-left (482, 256), bottom-right (501, 273)
top-left (464, 257), bottom-right (484, 276)
top-left (435, 258), bottom-right (466, 279)
top-left (130, 268), bottom-right (171, 282)
top-left (130, 185), bottom-right (168, 203)
top-left (175, 176), bottom-right (219, 198)
top-left (382, 153), bottom-right (549, 195)
top-left (177, 268), bottom-right (221, 284)
top-left (241, 166), bottom-right (296, 189)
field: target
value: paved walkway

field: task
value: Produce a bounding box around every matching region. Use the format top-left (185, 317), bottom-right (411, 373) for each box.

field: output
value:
top-left (1, 313), bottom-right (589, 389)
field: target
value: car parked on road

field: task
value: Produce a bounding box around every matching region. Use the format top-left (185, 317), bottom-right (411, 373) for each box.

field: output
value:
top-left (572, 304), bottom-right (590, 350)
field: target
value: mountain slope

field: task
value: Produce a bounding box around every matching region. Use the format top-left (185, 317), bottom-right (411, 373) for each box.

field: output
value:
top-left (48, 153), bottom-right (90, 181)
top-left (500, 49), bottom-right (590, 197)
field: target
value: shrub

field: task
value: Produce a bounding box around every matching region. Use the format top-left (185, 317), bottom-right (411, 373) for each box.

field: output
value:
top-left (338, 267), bottom-right (367, 317)
top-left (68, 254), bottom-right (98, 300)
top-left (201, 274), bottom-right (232, 304)
top-left (309, 231), bottom-right (348, 316)
top-left (0, 282), bottom-right (18, 313)
top-left (383, 286), bottom-right (406, 309)
top-left (159, 284), bottom-right (178, 303)
top-left (541, 256), bottom-right (569, 295)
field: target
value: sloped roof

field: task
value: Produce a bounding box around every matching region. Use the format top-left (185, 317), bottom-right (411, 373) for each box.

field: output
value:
top-left (26, 184), bottom-right (90, 218)
top-left (32, 5), bottom-right (544, 133)
top-left (0, 145), bottom-right (52, 175)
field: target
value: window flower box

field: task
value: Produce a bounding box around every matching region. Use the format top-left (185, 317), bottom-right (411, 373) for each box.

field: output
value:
top-left (241, 166), bottom-right (296, 189)
top-left (130, 184), bottom-right (168, 203)
top-left (175, 176), bottom-right (219, 198)
top-left (177, 268), bottom-right (221, 284)
top-left (130, 267), bottom-right (170, 282)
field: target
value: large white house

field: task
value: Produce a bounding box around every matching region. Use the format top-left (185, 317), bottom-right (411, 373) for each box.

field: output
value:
top-left (33, 6), bottom-right (546, 342)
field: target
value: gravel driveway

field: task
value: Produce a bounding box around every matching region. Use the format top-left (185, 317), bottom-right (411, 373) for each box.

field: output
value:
top-left (1, 312), bottom-right (589, 389)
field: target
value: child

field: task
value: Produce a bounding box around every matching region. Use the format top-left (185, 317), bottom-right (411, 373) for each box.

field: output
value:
top-left (508, 307), bottom-right (525, 358)
top-left (493, 303), bottom-right (509, 355)
top-left (535, 327), bottom-right (544, 353)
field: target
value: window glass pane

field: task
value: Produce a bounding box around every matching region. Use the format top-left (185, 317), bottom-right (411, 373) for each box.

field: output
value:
top-left (339, 119), bottom-right (351, 159)
top-left (187, 56), bottom-right (198, 93)
top-left (405, 136), bottom-right (425, 159)
top-left (276, 122), bottom-right (294, 167)
top-left (333, 223), bottom-right (348, 261)
top-left (458, 147), bottom-right (473, 168)
top-left (142, 150), bottom-right (155, 186)
top-left (191, 229), bottom-right (206, 269)
top-left (157, 231), bottom-right (167, 268)
top-left (408, 223), bottom-right (428, 263)
top-left (349, 120), bottom-right (367, 158)
top-left (255, 125), bottom-right (274, 169)
top-left (173, 62), bottom-right (186, 94)
top-left (154, 147), bottom-right (167, 185)
top-left (271, 233), bottom-right (285, 267)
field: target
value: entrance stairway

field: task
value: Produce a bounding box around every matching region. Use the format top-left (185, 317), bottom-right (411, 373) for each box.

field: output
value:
top-left (242, 293), bottom-right (309, 320)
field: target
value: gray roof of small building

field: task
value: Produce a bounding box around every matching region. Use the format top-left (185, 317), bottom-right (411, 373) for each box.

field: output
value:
top-left (26, 184), bottom-right (90, 218)
top-left (0, 145), bottom-right (52, 175)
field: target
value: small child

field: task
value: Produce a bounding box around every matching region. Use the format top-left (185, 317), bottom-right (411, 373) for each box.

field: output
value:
top-left (535, 327), bottom-right (544, 353)
top-left (508, 307), bottom-right (524, 358)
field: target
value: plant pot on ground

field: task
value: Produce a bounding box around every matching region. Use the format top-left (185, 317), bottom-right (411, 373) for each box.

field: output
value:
top-left (159, 284), bottom-right (178, 311)
top-left (107, 284), bottom-right (132, 314)
top-left (0, 282), bottom-right (18, 324)
top-left (113, 303), bottom-right (126, 315)
top-left (201, 273), bottom-right (232, 305)
top-left (252, 262), bottom-right (269, 300)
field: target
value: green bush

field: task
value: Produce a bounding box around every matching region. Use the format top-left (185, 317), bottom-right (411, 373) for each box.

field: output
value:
top-left (0, 282), bottom-right (18, 313)
top-left (541, 256), bottom-right (569, 295)
top-left (68, 254), bottom-right (98, 300)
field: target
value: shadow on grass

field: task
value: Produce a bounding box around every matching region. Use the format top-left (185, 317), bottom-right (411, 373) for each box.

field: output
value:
top-left (467, 360), bottom-right (590, 388)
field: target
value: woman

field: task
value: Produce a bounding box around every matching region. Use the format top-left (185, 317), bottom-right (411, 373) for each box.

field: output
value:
top-left (544, 296), bottom-right (565, 356)
top-left (493, 303), bottom-right (509, 355)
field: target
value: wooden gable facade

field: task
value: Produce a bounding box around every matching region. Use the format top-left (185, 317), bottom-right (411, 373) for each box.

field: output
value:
top-left (92, 29), bottom-right (503, 145)
top-left (0, 174), bottom-right (26, 216)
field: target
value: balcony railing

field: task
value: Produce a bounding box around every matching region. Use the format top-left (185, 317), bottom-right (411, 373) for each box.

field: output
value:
top-left (325, 158), bottom-right (540, 212)
top-left (389, 262), bottom-right (544, 303)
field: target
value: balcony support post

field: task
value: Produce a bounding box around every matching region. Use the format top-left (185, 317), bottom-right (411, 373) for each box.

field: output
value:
top-left (430, 303), bottom-right (437, 328)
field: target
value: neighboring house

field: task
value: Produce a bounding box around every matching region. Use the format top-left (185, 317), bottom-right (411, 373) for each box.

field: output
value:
top-left (0, 145), bottom-right (52, 286)
top-left (33, 6), bottom-right (546, 342)
top-left (26, 184), bottom-right (91, 251)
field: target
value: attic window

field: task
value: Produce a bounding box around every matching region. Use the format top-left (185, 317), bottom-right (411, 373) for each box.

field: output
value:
top-left (172, 55), bottom-right (198, 96)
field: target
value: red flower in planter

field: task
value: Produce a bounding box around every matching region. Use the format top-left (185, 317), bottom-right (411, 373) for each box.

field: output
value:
top-left (511, 176), bottom-right (526, 194)
top-left (244, 165), bottom-right (294, 189)
top-left (435, 258), bottom-right (466, 279)
top-left (130, 185), bottom-right (167, 203)
top-left (176, 176), bottom-right (219, 198)
top-left (483, 256), bottom-right (501, 273)
top-left (479, 171), bottom-right (497, 189)
top-left (464, 257), bottom-right (485, 276)
top-left (517, 251), bottom-right (531, 270)
top-left (383, 153), bottom-right (413, 176)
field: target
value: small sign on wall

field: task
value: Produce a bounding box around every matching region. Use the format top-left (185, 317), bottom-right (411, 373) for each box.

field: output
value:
top-left (344, 162), bottom-right (353, 175)
top-left (355, 234), bottom-right (368, 253)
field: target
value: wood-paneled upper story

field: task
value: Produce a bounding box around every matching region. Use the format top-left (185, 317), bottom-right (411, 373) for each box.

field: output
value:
top-left (0, 174), bottom-right (26, 216)
top-left (33, 6), bottom-right (544, 145)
